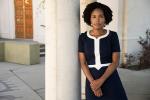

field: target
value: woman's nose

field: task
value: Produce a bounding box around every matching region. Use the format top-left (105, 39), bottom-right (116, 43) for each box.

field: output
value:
top-left (96, 17), bottom-right (100, 21)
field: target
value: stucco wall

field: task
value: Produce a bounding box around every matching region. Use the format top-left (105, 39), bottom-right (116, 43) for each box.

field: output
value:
top-left (98, 0), bottom-right (150, 55)
top-left (32, 0), bottom-right (45, 43)
top-left (0, 0), bottom-right (15, 39)
top-left (127, 0), bottom-right (150, 54)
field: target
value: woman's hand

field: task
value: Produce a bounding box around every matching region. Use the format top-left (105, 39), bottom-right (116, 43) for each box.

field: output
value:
top-left (90, 78), bottom-right (104, 91)
top-left (93, 88), bottom-right (103, 97)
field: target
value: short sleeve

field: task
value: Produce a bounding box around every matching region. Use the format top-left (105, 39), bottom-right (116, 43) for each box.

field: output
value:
top-left (78, 34), bottom-right (84, 52)
top-left (111, 32), bottom-right (121, 52)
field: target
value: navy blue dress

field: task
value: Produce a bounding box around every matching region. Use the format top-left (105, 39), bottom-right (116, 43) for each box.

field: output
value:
top-left (78, 30), bottom-right (128, 100)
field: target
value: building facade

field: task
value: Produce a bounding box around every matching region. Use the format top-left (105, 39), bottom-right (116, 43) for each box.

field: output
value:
top-left (0, 0), bottom-right (150, 99)
top-left (0, 0), bottom-right (45, 43)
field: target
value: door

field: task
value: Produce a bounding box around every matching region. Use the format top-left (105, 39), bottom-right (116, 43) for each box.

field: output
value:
top-left (14, 0), bottom-right (33, 39)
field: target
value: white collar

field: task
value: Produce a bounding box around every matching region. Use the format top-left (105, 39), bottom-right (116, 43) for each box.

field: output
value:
top-left (87, 29), bottom-right (110, 40)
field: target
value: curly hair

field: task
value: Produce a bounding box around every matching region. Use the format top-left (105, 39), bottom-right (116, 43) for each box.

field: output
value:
top-left (83, 2), bottom-right (113, 26)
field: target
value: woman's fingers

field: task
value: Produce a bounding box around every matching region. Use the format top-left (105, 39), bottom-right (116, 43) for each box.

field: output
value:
top-left (90, 79), bottom-right (102, 91)
top-left (90, 83), bottom-right (97, 91)
top-left (94, 90), bottom-right (99, 97)
top-left (93, 88), bottom-right (103, 97)
top-left (94, 91), bottom-right (100, 97)
top-left (99, 88), bottom-right (103, 96)
top-left (91, 85), bottom-right (98, 91)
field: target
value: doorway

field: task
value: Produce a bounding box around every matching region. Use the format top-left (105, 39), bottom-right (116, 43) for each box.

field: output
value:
top-left (14, 0), bottom-right (33, 39)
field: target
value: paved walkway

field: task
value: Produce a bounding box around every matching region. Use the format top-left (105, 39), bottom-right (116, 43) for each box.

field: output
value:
top-left (118, 68), bottom-right (150, 100)
top-left (0, 57), bottom-right (150, 100)
top-left (0, 57), bottom-right (45, 100)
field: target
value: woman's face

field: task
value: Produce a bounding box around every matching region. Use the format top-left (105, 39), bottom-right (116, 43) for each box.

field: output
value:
top-left (90, 8), bottom-right (106, 30)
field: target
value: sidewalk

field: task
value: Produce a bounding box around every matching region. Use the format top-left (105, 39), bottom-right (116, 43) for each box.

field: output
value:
top-left (1, 57), bottom-right (150, 100)
top-left (0, 57), bottom-right (45, 100)
top-left (118, 68), bottom-right (150, 100)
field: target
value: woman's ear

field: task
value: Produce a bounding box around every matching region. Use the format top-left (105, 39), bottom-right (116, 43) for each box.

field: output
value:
top-left (103, 23), bottom-right (106, 27)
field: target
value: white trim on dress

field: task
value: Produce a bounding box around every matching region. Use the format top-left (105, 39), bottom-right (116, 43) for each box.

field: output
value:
top-left (87, 30), bottom-right (111, 70)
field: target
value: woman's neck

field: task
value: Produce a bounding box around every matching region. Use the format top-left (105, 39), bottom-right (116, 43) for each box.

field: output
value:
top-left (91, 29), bottom-right (106, 35)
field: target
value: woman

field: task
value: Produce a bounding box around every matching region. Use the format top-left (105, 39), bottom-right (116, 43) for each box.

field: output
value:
top-left (78, 2), bottom-right (128, 100)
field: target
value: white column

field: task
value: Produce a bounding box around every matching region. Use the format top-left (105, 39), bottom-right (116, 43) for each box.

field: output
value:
top-left (120, 0), bottom-right (128, 65)
top-left (45, 0), bottom-right (57, 99)
top-left (80, 0), bottom-right (96, 99)
top-left (45, 0), bottom-right (80, 100)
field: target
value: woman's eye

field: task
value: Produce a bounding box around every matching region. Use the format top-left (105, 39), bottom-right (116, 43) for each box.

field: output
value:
top-left (100, 15), bottom-right (104, 18)
top-left (91, 15), bottom-right (104, 18)
top-left (92, 16), bottom-right (96, 18)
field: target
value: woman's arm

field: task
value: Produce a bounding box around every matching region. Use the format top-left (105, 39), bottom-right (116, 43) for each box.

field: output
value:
top-left (90, 52), bottom-right (120, 91)
top-left (79, 52), bottom-right (103, 97)
top-left (78, 52), bottom-right (94, 83)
